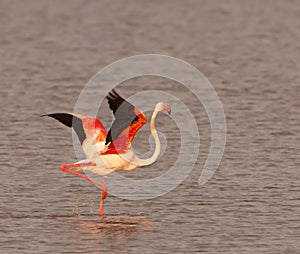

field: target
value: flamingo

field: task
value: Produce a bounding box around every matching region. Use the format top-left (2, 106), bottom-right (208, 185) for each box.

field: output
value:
top-left (42, 89), bottom-right (171, 216)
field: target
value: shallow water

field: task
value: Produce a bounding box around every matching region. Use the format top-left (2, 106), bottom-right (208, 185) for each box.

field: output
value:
top-left (1, 0), bottom-right (300, 253)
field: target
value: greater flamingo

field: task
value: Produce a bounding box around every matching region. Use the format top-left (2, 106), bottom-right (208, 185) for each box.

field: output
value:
top-left (42, 89), bottom-right (171, 216)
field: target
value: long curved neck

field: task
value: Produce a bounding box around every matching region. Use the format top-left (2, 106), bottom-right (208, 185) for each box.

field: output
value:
top-left (133, 109), bottom-right (161, 167)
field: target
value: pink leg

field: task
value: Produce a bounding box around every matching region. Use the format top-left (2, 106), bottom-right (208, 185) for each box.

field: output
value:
top-left (61, 163), bottom-right (107, 216)
top-left (99, 176), bottom-right (107, 216)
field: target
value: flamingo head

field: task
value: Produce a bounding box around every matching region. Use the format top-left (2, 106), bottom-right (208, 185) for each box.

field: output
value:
top-left (155, 102), bottom-right (171, 114)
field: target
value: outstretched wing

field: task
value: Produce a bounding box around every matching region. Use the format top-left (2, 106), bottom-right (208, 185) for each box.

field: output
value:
top-left (105, 89), bottom-right (147, 152)
top-left (42, 113), bottom-right (107, 145)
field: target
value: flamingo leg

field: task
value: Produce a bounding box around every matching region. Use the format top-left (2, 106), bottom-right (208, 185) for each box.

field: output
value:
top-left (99, 176), bottom-right (107, 216)
top-left (60, 163), bottom-right (107, 216)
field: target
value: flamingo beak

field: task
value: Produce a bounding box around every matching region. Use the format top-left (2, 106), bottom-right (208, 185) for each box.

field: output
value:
top-left (165, 104), bottom-right (171, 115)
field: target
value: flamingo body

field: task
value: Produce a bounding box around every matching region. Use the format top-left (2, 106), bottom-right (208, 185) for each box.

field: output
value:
top-left (43, 89), bottom-right (170, 216)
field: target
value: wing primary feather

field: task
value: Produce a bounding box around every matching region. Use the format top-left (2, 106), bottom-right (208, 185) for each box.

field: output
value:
top-left (43, 113), bottom-right (87, 144)
top-left (105, 89), bottom-right (145, 146)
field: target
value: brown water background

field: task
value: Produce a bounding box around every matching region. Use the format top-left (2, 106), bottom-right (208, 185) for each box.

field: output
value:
top-left (0, 0), bottom-right (299, 253)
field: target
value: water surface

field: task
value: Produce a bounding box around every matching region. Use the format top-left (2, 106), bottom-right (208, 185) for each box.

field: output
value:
top-left (0, 1), bottom-right (299, 253)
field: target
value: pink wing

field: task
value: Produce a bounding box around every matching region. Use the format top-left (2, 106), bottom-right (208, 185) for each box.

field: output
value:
top-left (42, 113), bottom-right (107, 144)
top-left (101, 109), bottom-right (147, 155)
top-left (101, 89), bottom-right (147, 155)
top-left (43, 90), bottom-right (147, 155)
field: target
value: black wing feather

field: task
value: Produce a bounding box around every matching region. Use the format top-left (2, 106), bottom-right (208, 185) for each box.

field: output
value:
top-left (106, 89), bottom-right (139, 145)
top-left (42, 113), bottom-right (87, 144)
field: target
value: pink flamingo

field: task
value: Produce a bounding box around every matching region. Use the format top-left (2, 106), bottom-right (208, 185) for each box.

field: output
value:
top-left (43, 89), bottom-right (171, 216)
